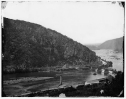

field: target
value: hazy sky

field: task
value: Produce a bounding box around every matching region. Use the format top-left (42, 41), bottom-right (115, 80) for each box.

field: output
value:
top-left (2, 1), bottom-right (124, 44)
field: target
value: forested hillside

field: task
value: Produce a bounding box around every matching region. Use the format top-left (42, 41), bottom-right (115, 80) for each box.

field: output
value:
top-left (2, 18), bottom-right (98, 73)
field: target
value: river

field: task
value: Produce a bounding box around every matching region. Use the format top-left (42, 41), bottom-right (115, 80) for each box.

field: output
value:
top-left (3, 49), bottom-right (123, 96)
top-left (94, 49), bottom-right (123, 71)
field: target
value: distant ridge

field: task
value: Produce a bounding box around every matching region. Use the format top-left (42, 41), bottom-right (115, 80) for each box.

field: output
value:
top-left (86, 37), bottom-right (124, 52)
top-left (98, 37), bottom-right (123, 52)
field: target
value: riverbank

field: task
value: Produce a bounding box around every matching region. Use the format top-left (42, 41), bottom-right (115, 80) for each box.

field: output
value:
top-left (3, 56), bottom-right (110, 74)
top-left (6, 71), bottom-right (123, 97)
top-left (3, 59), bottom-right (112, 74)
top-left (3, 59), bottom-right (114, 96)
top-left (4, 77), bottom-right (53, 85)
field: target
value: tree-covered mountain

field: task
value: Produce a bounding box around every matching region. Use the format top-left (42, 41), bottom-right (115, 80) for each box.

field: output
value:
top-left (98, 37), bottom-right (124, 52)
top-left (2, 17), bottom-right (98, 73)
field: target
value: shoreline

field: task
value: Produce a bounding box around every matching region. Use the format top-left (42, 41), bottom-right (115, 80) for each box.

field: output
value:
top-left (6, 74), bottom-right (109, 97)
top-left (3, 65), bottom-right (115, 96)
top-left (4, 77), bottom-right (54, 85)
top-left (11, 74), bottom-right (116, 97)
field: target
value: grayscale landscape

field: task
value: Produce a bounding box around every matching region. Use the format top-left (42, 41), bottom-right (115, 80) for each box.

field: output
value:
top-left (2, 1), bottom-right (124, 97)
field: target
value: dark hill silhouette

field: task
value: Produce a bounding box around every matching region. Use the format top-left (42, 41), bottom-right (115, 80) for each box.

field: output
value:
top-left (2, 17), bottom-right (98, 73)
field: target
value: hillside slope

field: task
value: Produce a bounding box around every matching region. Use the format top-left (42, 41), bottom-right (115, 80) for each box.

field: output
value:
top-left (2, 18), bottom-right (98, 73)
top-left (85, 45), bottom-right (100, 50)
top-left (98, 37), bottom-right (123, 52)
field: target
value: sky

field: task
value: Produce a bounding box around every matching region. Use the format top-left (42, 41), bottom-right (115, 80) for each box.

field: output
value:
top-left (2, 1), bottom-right (124, 45)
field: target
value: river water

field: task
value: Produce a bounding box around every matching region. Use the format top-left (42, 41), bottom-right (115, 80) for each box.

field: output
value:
top-left (3, 49), bottom-right (123, 96)
top-left (94, 49), bottom-right (123, 71)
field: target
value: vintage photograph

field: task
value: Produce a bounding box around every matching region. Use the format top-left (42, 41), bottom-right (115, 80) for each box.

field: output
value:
top-left (2, 1), bottom-right (124, 97)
